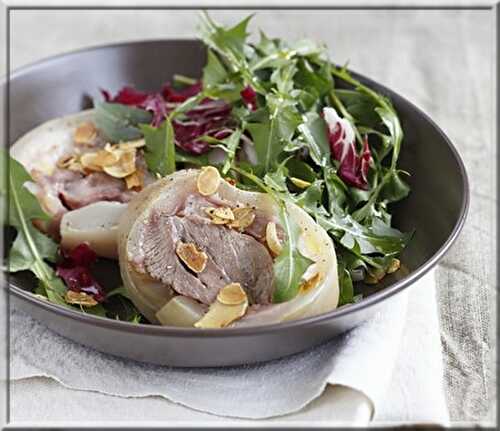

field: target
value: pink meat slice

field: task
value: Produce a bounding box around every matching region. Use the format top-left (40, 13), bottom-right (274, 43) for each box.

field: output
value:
top-left (141, 202), bottom-right (275, 305)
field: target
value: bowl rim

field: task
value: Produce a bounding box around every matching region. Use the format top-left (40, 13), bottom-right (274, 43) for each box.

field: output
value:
top-left (7, 39), bottom-right (470, 338)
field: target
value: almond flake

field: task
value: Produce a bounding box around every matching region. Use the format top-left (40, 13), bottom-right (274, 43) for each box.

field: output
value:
top-left (194, 298), bottom-right (248, 329)
top-left (386, 258), bottom-right (401, 274)
top-left (213, 207), bottom-right (234, 221)
top-left (217, 282), bottom-right (247, 305)
top-left (119, 139), bottom-right (145, 150)
top-left (197, 166), bottom-right (221, 196)
top-left (176, 242), bottom-right (208, 273)
top-left (57, 154), bottom-right (83, 172)
top-left (80, 149), bottom-right (121, 172)
top-left (65, 290), bottom-right (98, 307)
top-left (229, 207), bottom-right (255, 230)
top-left (125, 170), bottom-right (144, 190)
top-left (266, 222), bottom-right (282, 257)
top-left (365, 267), bottom-right (386, 284)
top-left (103, 150), bottom-right (136, 178)
top-left (74, 122), bottom-right (97, 146)
top-left (204, 207), bottom-right (234, 225)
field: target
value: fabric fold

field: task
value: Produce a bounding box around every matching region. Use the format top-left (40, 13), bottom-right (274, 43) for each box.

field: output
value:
top-left (10, 272), bottom-right (445, 423)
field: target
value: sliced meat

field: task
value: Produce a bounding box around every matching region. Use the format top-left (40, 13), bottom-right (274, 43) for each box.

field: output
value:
top-left (60, 172), bottom-right (136, 209)
top-left (177, 193), bottom-right (284, 244)
top-left (141, 210), bottom-right (275, 305)
top-left (141, 212), bottom-right (214, 304)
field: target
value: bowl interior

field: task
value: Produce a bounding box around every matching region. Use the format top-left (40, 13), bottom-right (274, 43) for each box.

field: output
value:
top-left (7, 40), bottom-right (467, 309)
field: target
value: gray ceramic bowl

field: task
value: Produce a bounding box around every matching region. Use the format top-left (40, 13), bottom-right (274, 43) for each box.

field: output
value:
top-left (7, 40), bottom-right (469, 367)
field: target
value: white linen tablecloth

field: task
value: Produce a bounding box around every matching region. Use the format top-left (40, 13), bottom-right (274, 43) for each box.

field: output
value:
top-left (5, 6), bottom-right (495, 425)
top-left (9, 272), bottom-right (448, 425)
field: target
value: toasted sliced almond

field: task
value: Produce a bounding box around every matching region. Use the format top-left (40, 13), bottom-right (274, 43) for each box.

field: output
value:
top-left (299, 272), bottom-right (322, 294)
top-left (74, 122), bottom-right (97, 145)
top-left (266, 222), bottom-right (282, 257)
top-left (213, 216), bottom-right (231, 225)
top-left (176, 242), bottom-right (208, 273)
top-left (65, 290), bottom-right (98, 307)
top-left (119, 139), bottom-right (145, 150)
top-left (364, 274), bottom-right (379, 285)
top-left (386, 258), bottom-right (401, 274)
top-left (80, 153), bottom-right (102, 171)
top-left (365, 267), bottom-right (386, 284)
top-left (80, 150), bottom-right (121, 171)
top-left (197, 166), bottom-right (221, 196)
top-left (212, 207), bottom-right (234, 221)
top-left (57, 154), bottom-right (83, 172)
top-left (57, 154), bottom-right (75, 169)
top-left (217, 282), bottom-right (247, 305)
top-left (125, 170), bottom-right (144, 190)
top-left (204, 206), bottom-right (235, 225)
top-left (194, 298), bottom-right (248, 328)
top-left (229, 207), bottom-right (255, 230)
top-left (290, 177), bottom-right (312, 189)
top-left (103, 150), bottom-right (136, 178)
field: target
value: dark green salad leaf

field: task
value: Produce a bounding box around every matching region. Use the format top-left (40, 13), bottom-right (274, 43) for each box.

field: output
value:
top-left (1, 151), bottom-right (68, 305)
top-left (273, 208), bottom-right (314, 303)
top-left (95, 102), bottom-right (152, 142)
top-left (141, 118), bottom-right (176, 176)
top-left (232, 167), bottom-right (313, 303)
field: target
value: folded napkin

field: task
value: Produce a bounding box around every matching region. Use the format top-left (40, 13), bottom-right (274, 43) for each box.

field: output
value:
top-left (10, 271), bottom-right (448, 424)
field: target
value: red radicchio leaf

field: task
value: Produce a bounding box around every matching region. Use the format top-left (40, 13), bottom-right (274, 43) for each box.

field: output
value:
top-left (324, 107), bottom-right (372, 190)
top-left (102, 83), bottom-right (233, 155)
top-left (56, 243), bottom-right (106, 302)
top-left (142, 94), bottom-right (170, 127)
top-left (100, 88), bottom-right (112, 102)
top-left (240, 86), bottom-right (257, 111)
top-left (162, 81), bottom-right (203, 102)
top-left (109, 86), bottom-right (149, 105)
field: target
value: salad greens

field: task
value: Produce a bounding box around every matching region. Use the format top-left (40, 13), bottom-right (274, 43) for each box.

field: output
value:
top-left (2, 151), bottom-right (141, 320)
top-left (196, 13), bottom-right (411, 303)
top-left (4, 12), bottom-right (412, 317)
top-left (1, 153), bottom-right (68, 306)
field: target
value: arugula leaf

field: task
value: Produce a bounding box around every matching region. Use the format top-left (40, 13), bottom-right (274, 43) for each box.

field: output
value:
top-left (297, 112), bottom-right (331, 167)
top-left (316, 211), bottom-right (410, 260)
top-left (1, 152), bottom-right (67, 305)
top-left (175, 149), bottom-right (210, 166)
top-left (337, 262), bottom-right (354, 306)
top-left (140, 118), bottom-right (176, 177)
top-left (263, 161), bottom-right (289, 193)
top-left (94, 102), bottom-right (152, 142)
top-left (246, 105), bottom-right (300, 173)
top-left (199, 13), bottom-right (262, 92)
top-left (324, 167), bottom-right (348, 214)
top-left (295, 58), bottom-right (332, 97)
top-left (105, 286), bottom-right (144, 322)
top-left (293, 180), bottom-right (324, 213)
top-left (231, 166), bottom-right (313, 303)
top-left (334, 89), bottom-right (380, 127)
top-left (203, 49), bottom-right (228, 87)
top-left (273, 206), bottom-right (314, 303)
top-left (221, 129), bottom-right (242, 174)
top-left (380, 169), bottom-right (411, 203)
top-left (199, 12), bottom-right (252, 64)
